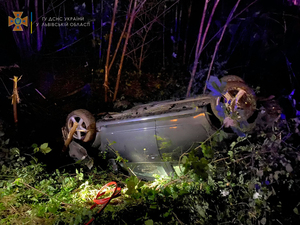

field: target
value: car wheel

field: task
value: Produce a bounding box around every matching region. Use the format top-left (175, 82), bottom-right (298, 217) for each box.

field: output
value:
top-left (66, 109), bottom-right (96, 142)
top-left (211, 80), bottom-right (256, 122)
top-left (220, 75), bottom-right (245, 83)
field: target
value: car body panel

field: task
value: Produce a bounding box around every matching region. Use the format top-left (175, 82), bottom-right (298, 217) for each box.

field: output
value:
top-left (87, 97), bottom-right (219, 179)
top-left (69, 96), bottom-right (221, 179)
top-left (92, 99), bottom-right (216, 165)
top-left (155, 109), bottom-right (212, 161)
top-left (98, 120), bottom-right (157, 162)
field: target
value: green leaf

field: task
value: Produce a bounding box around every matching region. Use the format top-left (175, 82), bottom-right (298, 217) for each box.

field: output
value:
top-left (126, 180), bottom-right (137, 195)
top-left (192, 157), bottom-right (209, 179)
top-left (14, 178), bottom-right (23, 186)
top-left (201, 144), bottom-right (214, 159)
top-left (30, 157), bottom-right (38, 164)
top-left (163, 211), bottom-right (170, 218)
top-left (40, 143), bottom-right (48, 149)
top-left (230, 142), bottom-right (236, 149)
top-left (41, 147), bottom-right (52, 154)
top-left (31, 197), bottom-right (39, 202)
top-left (11, 147), bottom-right (20, 156)
top-left (218, 130), bottom-right (228, 142)
top-left (198, 207), bottom-right (206, 218)
top-left (144, 219), bottom-right (154, 225)
top-left (274, 171), bottom-right (281, 180)
top-left (133, 176), bottom-right (139, 185)
top-left (147, 194), bottom-right (156, 201)
top-left (33, 147), bottom-right (39, 153)
top-left (163, 186), bottom-right (172, 196)
top-left (182, 155), bottom-right (188, 164)
top-left (293, 207), bottom-right (299, 215)
top-left (137, 181), bottom-right (145, 189)
top-left (270, 134), bottom-right (276, 142)
top-left (178, 189), bottom-right (189, 196)
top-left (5, 139), bottom-right (10, 145)
top-left (238, 174), bottom-right (244, 184)
top-left (149, 204), bottom-right (157, 209)
top-left (32, 143), bottom-right (38, 148)
top-left (75, 159), bottom-right (83, 164)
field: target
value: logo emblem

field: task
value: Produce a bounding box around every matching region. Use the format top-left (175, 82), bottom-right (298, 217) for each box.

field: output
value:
top-left (8, 12), bottom-right (28, 31)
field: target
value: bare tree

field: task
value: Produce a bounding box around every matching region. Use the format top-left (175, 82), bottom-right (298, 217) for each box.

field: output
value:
top-left (104, 0), bottom-right (119, 102)
top-left (186, 0), bottom-right (219, 97)
top-left (126, 0), bottom-right (166, 71)
top-left (113, 0), bottom-right (147, 101)
top-left (186, 0), bottom-right (259, 97)
top-left (107, 0), bottom-right (180, 100)
top-left (203, 0), bottom-right (241, 93)
top-left (124, 0), bottom-right (180, 72)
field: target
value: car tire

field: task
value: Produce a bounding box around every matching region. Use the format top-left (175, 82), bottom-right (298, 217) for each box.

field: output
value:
top-left (211, 79), bottom-right (256, 122)
top-left (66, 109), bottom-right (96, 142)
top-left (220, 75), bottom-right (245, 83)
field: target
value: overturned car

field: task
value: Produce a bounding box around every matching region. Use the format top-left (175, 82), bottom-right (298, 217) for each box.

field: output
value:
top-left (63, 75), bottom-right (258, 179)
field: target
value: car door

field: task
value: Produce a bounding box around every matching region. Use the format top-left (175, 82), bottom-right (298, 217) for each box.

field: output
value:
top-left (98, 119), bottom-right (158, 163)
top-left (155, 107), bottom-right (212, 161)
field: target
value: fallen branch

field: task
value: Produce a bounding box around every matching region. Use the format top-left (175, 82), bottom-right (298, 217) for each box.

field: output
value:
top-left (172, 212), bottom-right (184, 225)
top-left (35, 88), bottom-right (46, 99)
top-left (10, 76), bottom-right (22, 125)
top-left (62, 122), bottom-right (78, 152)
top-left (212, 156), bottom-right (230, 163)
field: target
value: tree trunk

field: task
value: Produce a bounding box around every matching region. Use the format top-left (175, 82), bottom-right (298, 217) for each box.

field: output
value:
top-left (203, 0), bottom-right (241, 94)
top-left (186, 0), bottom-right (220, 97)
top-left (186, 0), bottom-right (209, 98)
top-left (108, 0), bottom-right (133, 72)
top-left (104, 0), bottom-right (119, 102)
top-left (113, 0), bottom-right (147, 101)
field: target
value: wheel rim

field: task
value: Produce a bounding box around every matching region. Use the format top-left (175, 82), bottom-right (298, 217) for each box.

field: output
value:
top-left (216, 88), bottom-right (255, 120)
top-left (67, 115), bottom-right (89, 140)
